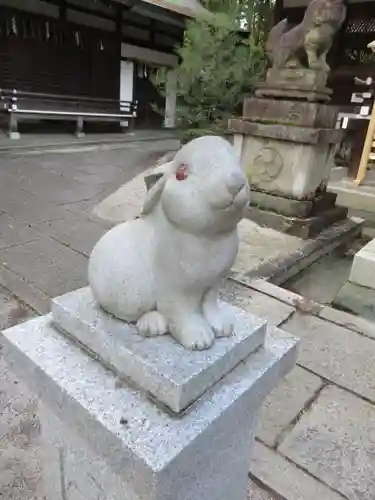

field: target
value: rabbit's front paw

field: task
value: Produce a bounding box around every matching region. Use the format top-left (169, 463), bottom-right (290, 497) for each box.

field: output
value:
top-left (172, 316), bottom-right (214, 350)
top-left (204, 303), bottom-right (235, 338)
top-left (137, 311), bottom-right (168, 337)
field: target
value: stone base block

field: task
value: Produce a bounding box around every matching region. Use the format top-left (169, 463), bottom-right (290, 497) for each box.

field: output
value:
top-left (0, 315), bottom-right (298, 500)
top-left (51, 287), bottom-right (267, 413)
top-left (250, 190), bottom-right (338, 218)
top-left (334, 281), bottom-right (375, 322)
top-left (254, 86), bottom-right (332, 103)
top-left (254, 69), bottom-right (332, 102)
top-left (348, 238), bottom-right (375, 290)
top-left (242, 97), bottom-right (338, 129)
top-left (246, 205), bottom-right (348, 239)
top-left (265, 68), bottom-right (329, 88)
top-left (229, 119), bottom-right (342, 146)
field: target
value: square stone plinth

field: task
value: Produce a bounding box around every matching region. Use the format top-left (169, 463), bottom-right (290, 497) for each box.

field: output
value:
top-left (0, 316), bottom-right (298, 500)
top-left (51, 287), bottom-right (267, 413)
top-left (334, 281), bottom-right (375, 322)
top-left (349, 237), bottom-right (375, 290)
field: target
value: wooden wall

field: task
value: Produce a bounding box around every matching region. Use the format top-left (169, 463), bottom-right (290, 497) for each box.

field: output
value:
top-left (0, 6), bottom-right (119, 98)
top-left (0, 0), bottom-right (183, 102)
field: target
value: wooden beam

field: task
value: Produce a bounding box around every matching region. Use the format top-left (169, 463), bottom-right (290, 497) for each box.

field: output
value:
top-left (43, 0), bottom-right (181, 40)
top-left (356, 102), bottom-right (375, 185)
top-left (150, 19), bottom-right (156, 45)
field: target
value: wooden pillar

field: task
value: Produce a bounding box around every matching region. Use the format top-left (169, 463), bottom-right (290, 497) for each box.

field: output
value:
top-left (59, 0), bottom-right (66, 20)
top-left (150, 20), bottom-right (156, 47)
top-left (116, 5), bottom-right (123, 109)
top-left (9, 113), bottom-right (20, 140)
top-left (116, 5), bottom-right (122, 52)
top-left (164, 70), bottom-right (177, 129)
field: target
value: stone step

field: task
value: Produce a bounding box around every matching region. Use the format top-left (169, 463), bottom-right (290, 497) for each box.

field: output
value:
top-left (51, 287), bottom-right (267, 413)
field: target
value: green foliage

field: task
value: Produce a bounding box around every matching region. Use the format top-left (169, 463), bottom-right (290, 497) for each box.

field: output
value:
top-left (154, 1), bottom-right (271, 142)
top-left (241, 0), bottom-right (275, 45)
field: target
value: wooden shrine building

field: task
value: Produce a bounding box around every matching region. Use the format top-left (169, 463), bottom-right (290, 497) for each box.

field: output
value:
top-left (0, 0), bottom-right (207, 137)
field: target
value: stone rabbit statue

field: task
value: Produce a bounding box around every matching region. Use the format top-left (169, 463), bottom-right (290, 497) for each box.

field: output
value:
top-left (88, 136), bottom-right (250, 350)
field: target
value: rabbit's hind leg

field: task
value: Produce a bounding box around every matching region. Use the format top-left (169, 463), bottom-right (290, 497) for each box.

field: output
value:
top-left (159, 292), bottom-right (215, 350)
top-left (137, 311), bottom-right (168, 337)
top-left (170, 313), bottom-right (214, 351)
top-left (203, 285), bottom-right (235, 338)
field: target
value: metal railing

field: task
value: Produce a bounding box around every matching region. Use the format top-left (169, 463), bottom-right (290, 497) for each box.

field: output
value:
top-left (0, 88), bottom-right (138, 117)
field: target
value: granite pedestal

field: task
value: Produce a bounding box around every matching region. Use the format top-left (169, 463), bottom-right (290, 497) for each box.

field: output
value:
top-left (0, 287), bottom-right (298, 500)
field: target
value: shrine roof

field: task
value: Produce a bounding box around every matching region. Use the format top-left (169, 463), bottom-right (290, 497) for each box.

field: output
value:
top-left (140, 0), bottom-right (210, 18)
top-left (112, 0), bottom-right (210, 18)
top-left (283, 0), bottom-right (373, 6)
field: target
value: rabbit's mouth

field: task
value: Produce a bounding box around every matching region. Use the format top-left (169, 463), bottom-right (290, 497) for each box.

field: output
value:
top-left (211, 194), bottom-right (248, 212)
top-left (210, 197), bottom-right (236, 210)
top-left (233, 185), bottom-right (250, 208)
top-left (209, 184), bottom-right (249, 211)
top-left (215, 199), bottom-right (235, 210)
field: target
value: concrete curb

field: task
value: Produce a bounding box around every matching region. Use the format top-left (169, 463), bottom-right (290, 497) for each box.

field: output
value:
top-left (230, 217), bottom-right (364, 286)
top-left (0, 134), bottom-right (179, 154)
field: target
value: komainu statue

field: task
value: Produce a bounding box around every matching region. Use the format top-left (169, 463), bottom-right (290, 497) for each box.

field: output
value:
top-left (266, 0), bottom-right (346, 71)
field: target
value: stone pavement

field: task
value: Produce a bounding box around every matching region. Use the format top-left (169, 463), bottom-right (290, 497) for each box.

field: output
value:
top-left (247, 279), bottom-right (375, 500)
top-left (1, 138), bottom-right (375, 499)
top-left (0, 137), bottom-right (180, 312)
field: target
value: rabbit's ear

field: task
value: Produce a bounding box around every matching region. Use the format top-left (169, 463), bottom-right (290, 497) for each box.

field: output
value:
top-left (141, 172), bottom-right (167, 215)
top-left (144, 172), bottom-right (164, 191)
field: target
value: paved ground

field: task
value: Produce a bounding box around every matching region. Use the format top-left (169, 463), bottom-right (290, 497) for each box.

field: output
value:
top-left (1, 136), bottom-right (375, 499)
top-left (0, 136), bottom-right (180, 313)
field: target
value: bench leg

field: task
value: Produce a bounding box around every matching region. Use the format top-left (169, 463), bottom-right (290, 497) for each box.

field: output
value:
top-left (124, 117), bottom-right (135, 131)
top-left (75, 117), bottom-right (85, 138)
top-left (8, 114), bottom-right (20, 140)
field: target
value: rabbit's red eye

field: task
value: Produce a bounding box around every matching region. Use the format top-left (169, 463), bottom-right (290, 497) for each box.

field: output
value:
top-left (176, 164), bottom-right (188, 181)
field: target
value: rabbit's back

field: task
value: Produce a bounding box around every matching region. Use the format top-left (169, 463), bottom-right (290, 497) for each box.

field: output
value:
top-left (88, 219), bottom-right (156, 321)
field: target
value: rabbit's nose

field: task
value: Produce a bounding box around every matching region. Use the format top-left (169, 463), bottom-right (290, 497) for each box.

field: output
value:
top-left (227, 173), bottom-right (245, 196)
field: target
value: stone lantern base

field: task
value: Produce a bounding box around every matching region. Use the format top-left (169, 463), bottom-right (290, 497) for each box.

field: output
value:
top-left (229, 70), bottom-right (347, 239)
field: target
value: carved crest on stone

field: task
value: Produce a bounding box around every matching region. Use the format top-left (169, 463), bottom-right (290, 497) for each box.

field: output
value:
top-left (250, 147), bottom-right (283, 183)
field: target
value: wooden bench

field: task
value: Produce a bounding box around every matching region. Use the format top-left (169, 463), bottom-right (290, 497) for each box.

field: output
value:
top-left (0, 89), bottom-right (138, 139)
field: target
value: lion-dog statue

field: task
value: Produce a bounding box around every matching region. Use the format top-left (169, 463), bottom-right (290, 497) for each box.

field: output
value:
top-left (266, 0), bottom-right (346, 72)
